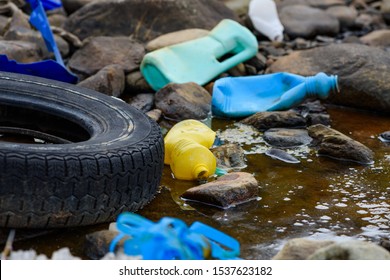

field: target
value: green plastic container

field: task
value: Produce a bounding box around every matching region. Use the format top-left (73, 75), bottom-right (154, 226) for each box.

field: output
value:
top-left (141, 19), bottom-right (258, 91)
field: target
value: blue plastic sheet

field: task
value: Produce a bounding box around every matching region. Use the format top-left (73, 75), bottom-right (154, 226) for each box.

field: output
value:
top-left (109, 213), bottom-right (241, 260)
top-left (0, 0), bottom-right (78, 83)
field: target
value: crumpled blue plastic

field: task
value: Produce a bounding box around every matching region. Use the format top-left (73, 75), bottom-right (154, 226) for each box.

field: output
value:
top-left (109, 213), bottom-right (241, 260)
top-left (0, 0), bottom-right (78, 83)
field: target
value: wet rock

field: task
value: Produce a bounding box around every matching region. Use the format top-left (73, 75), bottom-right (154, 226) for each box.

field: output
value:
top-left (125, 71), bottom-right (154, 93)
top-left (64, 0), bottom-right (238, 42)
top-left (48, 13), bottom-right (68, 28)
top-left (263, 128), bottom-right (312, 148)
top-left (379, 238), bottom-right (390, 252)
top-left (0, 40), bottom-right (42, 62)
top-left (279, 5), bottom-right (340, 39)
top-left (277, 0), bottom-right (344, 9)
top-left (241, 111), bottom-right (307, 131)
top-left (379, 131), bottom-right (390, 143)
top-left (181, 172), bottom-right (259, 209)
top-left (62, 0), bottom-right (99, 14)
top-left (146, 109), bottom-right (162, 122)
top-left (145, 29), bottom-right (209, 52)
top-left (360, 29), bottom-right (390, 47)
top-left (292, 100), bottom-right (331, 125)
top-left (68, 36), bottom-right (145, 80)
top-left (269, 43), bottom-right (390, 113)
top-left (326, 5), bottom-right (358, 29)
top-left (211, 143), bottom-right (247, 170)
top-left (306, 113), bottom-right (331, 126)
top-left (308, 124), bottom-right (374, 164)
top-left (220, 0), bottom-right (251, 16)
top-left (155, 82), bottom-right (211, 121)
top-left (128, 93), bottom-right (155, 112)
top-left (272, 238), bottom-right (335, 260)
top-left (382, 0), bottom-right (390, 24)
top-left (265, 148), bottom-right (300, 164)
top-left (84, 230), bottom-right (119, 260)
top-left (308, 240), bottom-right (390, 260)
top-left (77, 65), bottom-right (125, 97)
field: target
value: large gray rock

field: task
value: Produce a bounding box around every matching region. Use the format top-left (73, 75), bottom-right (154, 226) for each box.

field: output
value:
top-left (308, 124), bottom-right (374, 165)
top-left (273, 238), bottom-right (335, 260)
top-left (308, 240), bottom-right (390, 260)
top-left (77, 64), bottom-right (125, 97)
top-left (269, 43), bottom-right (390, 113)
top-left (279, 5), bottom-right (340, 38)
top-left (64, 0), bottom-right (238, 42)
top-left (155, 82), bottom-right (211, 121)
top-left (68, 36), bottom-right (145, 80)
top-left (181, 172), bottom-right (259, 208)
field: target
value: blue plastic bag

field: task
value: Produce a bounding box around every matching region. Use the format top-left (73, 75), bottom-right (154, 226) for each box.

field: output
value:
top-left (0, 0), bottom-right (78, 83)
top-left (109, 213), bottom-right (241, 260)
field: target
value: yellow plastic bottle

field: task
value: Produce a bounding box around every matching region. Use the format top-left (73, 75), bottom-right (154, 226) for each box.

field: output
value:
top-left (169, 138), bottom-right (217, 181)
top-left (164, 119), bottom-right (216, 164)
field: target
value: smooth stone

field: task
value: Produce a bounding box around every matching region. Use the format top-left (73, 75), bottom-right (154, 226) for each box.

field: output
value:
top-left (68, 36), bottom-right (145, 80)
top-left (64, 0), bottom-right (238, 42)
top-left (279, 5), bottom-right (340, 38)
top-left (265, 148), bottom-right (300, 164)
top-left (211, 143), bottom-right (247, 170)
top-left (127, 93), bottom-right (155, 112)
top-left (272, 238), bottom-right (335, 260)
top-left (308, 124), bottom-right (374, 165)
top-left (77, 65), bottom-right (125, 97)
top-left (241, 111), bottom-right (307, 131)
top-left (84, 230), bottom-right (121, 260)
top-left (221, 0), bottom-right (251, 16)
top-left (360, 29), bottom-right (390, 47)
top-left (382, 0), bottom-right (390, 23)
top-left (379, 131), bottom-right (390, 143)
top-left (125, 71), bottom-right (154, 93)
top-left (0, 40), bottom-right (42, 62)
top-left (326, 5), bottom-right (358, 28)
top-left (154, 82), bottom-right (211, 121)
top-left (269, 43), bottom-right (390, 113)
top-left (145, 29), bottom-right (209, 52)
top-left (146, 109), bottom-right (162, 122)
top-left (263, 128), bottom-right (312, 148)
top-left (181, 172), bottom-right (259, 209)
top-left (308, 240), bottom-right (390, 260)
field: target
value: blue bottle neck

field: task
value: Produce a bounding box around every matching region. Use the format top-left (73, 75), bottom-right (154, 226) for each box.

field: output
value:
top-left (305, 73), bottom-right (339, 99)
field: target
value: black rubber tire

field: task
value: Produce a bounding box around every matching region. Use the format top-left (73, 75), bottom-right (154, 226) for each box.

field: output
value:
top-left (0, 72), bottom-right (164, 228)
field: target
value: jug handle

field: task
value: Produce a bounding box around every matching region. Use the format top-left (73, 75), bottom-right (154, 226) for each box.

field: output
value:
top-left (216, 41), bottom-right (257, 69)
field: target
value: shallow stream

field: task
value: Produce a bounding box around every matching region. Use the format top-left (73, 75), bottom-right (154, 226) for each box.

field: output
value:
top-left (7, 105), bottom-right (390, 259)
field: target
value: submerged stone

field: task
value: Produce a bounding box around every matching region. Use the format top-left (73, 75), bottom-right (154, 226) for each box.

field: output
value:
top-left (211, 143), bottom-right (247, 170)
top-left (379, 131), bottom-right (390, 143)
top-left (241, 111), bottom-right (307, 131)
top-left (265, 148), bottom-right (300, 164)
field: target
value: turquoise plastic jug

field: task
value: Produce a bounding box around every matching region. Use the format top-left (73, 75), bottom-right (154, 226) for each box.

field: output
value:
top-left (211, 72), bottom-right (338, 118)
top-left (141, 19), bottom-right (258, 91)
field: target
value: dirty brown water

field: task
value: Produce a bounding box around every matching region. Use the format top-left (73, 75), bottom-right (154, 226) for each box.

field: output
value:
top-left (5, 105), bottom-right (390, 259)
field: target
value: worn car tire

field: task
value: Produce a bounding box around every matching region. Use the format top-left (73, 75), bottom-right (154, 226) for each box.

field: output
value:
top-left (0, 72), bottom-right (164, 228)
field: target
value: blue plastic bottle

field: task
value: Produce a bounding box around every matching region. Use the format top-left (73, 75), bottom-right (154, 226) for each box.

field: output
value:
top-left (211, 72), bottom-right (338, 118)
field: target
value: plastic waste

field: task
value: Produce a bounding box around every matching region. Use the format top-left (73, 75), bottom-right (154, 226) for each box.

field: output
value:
top-left (164, 119), bottom-right (216, 164)
top-left (109, 212), bottom-right (241, 260)
top-left (164, 119), bottom-right (217, 180)
top-left (249, 0), bottom-right (284, 42)
top-left (0, 0), bottom-right (78, 83)
top-left (170, 138), bottom-right (216, 181)
top-left (39, 0), bottom-right (62, 10)
top-left (212, 72), bottom-right (339, 118)
top-left (141, 19), bottom-right (258, 91)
